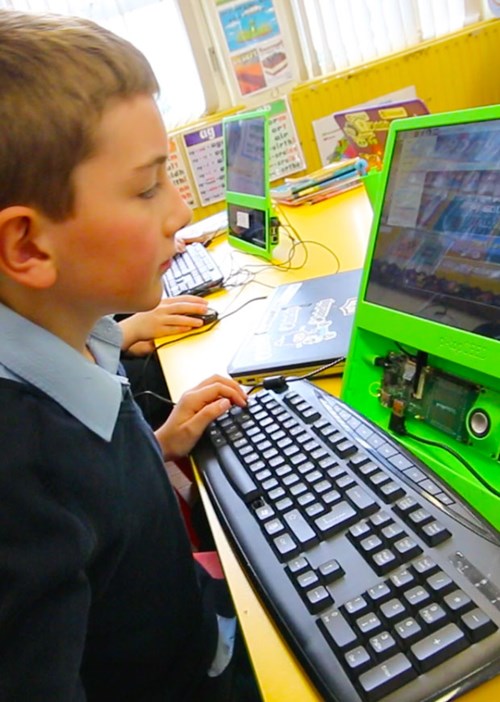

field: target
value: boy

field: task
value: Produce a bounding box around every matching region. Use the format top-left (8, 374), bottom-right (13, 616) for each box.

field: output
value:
top-left (0, 10), bottom-right (251, 701)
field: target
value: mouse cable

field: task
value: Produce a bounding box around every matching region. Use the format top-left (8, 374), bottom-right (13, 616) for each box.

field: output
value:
top-left (133, 389), bottom-right (176, 407)
top-left (157, 293), bottom-right (269, 353)
top-left (133, 295), bottom-right (268, 407)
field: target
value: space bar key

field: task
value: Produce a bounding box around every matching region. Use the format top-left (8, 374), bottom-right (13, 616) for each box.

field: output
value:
top-left (217, 445), bottom-right (261, 503)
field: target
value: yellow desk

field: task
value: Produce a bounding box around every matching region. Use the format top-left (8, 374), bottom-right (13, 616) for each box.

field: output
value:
top-left (157, 187), bottom-right (500, 702)
top-left (158, 187), bottom-right (371, 398)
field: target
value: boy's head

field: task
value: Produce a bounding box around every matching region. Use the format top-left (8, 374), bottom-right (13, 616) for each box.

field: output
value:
top-left (0, 10), bottom-right (159, 220)
top-left (0, 10), bottom-right (191, 335)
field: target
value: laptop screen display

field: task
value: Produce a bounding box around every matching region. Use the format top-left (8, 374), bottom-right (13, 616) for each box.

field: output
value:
top-left (225, 116), bottom-right (266, 197)
top-left (365, 119), bottom-right (500, 339)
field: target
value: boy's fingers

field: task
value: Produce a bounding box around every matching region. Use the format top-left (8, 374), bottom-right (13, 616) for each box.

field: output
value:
top-left (185, 380), bottom-right (246, 409)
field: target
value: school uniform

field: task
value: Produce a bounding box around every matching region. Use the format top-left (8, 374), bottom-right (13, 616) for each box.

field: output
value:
top-left (0, 306), bottom-right (229, 701)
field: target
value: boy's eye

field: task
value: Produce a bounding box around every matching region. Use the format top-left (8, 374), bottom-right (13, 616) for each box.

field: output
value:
top-left (139, 183), bottom-right (160, 199)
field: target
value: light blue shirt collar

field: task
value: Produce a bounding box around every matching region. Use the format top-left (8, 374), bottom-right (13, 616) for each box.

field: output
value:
top-left (0, 304), bottom-right (127, 441)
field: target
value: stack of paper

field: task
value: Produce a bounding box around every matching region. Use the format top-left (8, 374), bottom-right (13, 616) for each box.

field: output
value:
top-left (270, 157), bottom-right (367, 206)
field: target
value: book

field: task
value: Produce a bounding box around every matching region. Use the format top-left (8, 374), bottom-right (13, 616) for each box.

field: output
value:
top-left (334, 98), bottom-right (429, 170)
top-left (270, 157), bottom-right (366, 204)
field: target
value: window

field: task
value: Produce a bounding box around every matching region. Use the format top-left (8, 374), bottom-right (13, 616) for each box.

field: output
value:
top-left (289, 0), bottom-right (487, 79)
top-left (2, 0), bottom-right (493, 127)
top-left (0, 0), bottom-right (206, 128)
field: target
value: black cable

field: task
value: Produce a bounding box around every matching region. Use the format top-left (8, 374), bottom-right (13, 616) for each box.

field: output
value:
top-left (245, 356), bottom-right (346, 395)
top-left (133, 389), bottom-right (176, 407)
top-left (394, 342), bottom-right (417, 359)
top-left (396, 426), bottom-right (500, 499)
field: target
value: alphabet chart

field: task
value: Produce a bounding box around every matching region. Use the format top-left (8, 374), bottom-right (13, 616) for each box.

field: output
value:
top-left (167, 136), bottom-right (198, 208)
top-left (267, 98), bottom-right (305, 181)
top-left (183, 122), bottom-right (226, 206)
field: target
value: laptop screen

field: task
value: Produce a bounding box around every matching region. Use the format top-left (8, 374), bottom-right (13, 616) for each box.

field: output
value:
top-left (225, 116), bottom-right (266, 198)
top-left (364, 119), bottom-right (500, 339)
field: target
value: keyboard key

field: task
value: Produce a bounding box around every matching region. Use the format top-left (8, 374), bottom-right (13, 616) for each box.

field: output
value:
top-left (346, 485), bottom-right (378, 516)
top-left (344, 595), bottom-right (369, 618)
top-left (358, 653), bottom-right (417, 701)
top-left (305, 585), bottom-right (333, 613)
top-left (461, 608), bottom-right (498, 642)
top-left (344, 645), bottom-right (372, 673)
top-left (319, 609), bottom-right (358, 650)
top-left (318, 558), bottom-right (345, 584)
top-left (368, 630), bottom-right (398, 661)
top-left (315, 501), bottom-right (358, 536)
top-left (394, 616), bottom-right (423, 645)
top-left (410, 623), bottom-right (468, 672)
top-left (421, 521), bottom-right (452, 546)
top-left (283, 509), bottom-right (318, 548)
top-left (272, 533), bottom-right (298, 560)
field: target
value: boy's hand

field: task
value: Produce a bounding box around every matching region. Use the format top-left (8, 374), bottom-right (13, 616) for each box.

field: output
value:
top-left (120, 296), bottom-right (210, 354)
top-left (155, 375), bottom-right (247, 460)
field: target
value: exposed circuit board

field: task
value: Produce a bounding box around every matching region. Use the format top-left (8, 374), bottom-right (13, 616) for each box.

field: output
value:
top-left (377, 351), bottom-right (480, 443)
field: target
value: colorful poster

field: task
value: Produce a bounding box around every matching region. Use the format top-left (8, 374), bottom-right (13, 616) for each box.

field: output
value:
top-left (231, 49), bottom-right (266, 95)
top-left (167, 137), bottom-right (198, 208)
top-left (217, 0), bottom-right (280, 52)
top-left (216, 0), bottom-right (292, 97)
top-left (313, 87), bottom-right (418, 166)
top-left (183, 123), bottom-right (225, 206)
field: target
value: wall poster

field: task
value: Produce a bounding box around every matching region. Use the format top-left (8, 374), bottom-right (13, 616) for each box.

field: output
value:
top-left (215, 0), bottom-right (292, 97)
top-left (312, 87), bottom-right (418, 167)
top-left (167, 137), bottom-right (198, 208)
top-left (267, 98), bottom-right (305, 181)
top-left (182, 122), bottom-right (226, 206)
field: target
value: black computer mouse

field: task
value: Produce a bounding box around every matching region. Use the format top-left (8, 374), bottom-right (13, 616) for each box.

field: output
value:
top-left (187, 309), bottom-right (218, 325)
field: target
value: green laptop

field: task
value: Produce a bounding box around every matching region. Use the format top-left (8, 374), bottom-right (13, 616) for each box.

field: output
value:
top-left (223, 107), bottom-right (278, 260)
top-left (341, 104), bottom-right (500, 530)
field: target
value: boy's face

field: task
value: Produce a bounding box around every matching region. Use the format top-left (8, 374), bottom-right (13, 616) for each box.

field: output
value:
top-left (48, 94), bottom-right (191, 317)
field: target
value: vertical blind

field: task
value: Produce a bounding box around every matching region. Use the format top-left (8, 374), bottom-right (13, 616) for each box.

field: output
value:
top-left (290, 0), bottom-right (484, 78)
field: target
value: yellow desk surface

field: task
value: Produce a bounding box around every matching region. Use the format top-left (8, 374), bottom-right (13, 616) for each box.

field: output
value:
top-left (157, 187), bottom-right (500, 702)
top-left (158, 187), bottom-right (371, 401)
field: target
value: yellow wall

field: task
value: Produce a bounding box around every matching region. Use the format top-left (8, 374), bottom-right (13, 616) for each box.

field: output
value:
top-left (192, 19), bottom-right (500, 220)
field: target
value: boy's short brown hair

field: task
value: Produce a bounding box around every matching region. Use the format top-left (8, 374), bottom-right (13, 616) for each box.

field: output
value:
top-left (0, 10), bottom-right (159, 220)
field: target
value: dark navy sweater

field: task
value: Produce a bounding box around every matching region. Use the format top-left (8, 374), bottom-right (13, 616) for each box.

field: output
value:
top-left (0, 378), bottom-right (217, 701)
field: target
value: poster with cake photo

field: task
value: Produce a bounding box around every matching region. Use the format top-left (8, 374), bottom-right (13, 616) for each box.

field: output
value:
top-left (216, 0), bottom-right (292, 96)
top-left (259, 39), bottom-right (292, 86)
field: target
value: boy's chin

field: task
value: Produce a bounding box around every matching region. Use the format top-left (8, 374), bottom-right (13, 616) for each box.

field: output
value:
top-left (120, 286), bottom-right (163, 314)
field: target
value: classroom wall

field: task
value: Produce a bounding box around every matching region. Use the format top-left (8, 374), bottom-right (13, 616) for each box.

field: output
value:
top-left (191, 19), bottom-right (500, 221)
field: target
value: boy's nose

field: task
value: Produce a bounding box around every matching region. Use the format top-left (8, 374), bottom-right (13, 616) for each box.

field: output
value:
top-left (163, 186), bottom-right (192, 239)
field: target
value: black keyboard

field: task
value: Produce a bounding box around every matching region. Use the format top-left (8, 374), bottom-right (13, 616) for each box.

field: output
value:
top-left (163, 242), bottom-right (224, 297)
top-left (194, 379), bottom-right (500, 702)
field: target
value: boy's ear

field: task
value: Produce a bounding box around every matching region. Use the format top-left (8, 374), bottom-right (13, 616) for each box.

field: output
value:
top-left (0, 206), bottom-right (57, 288)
